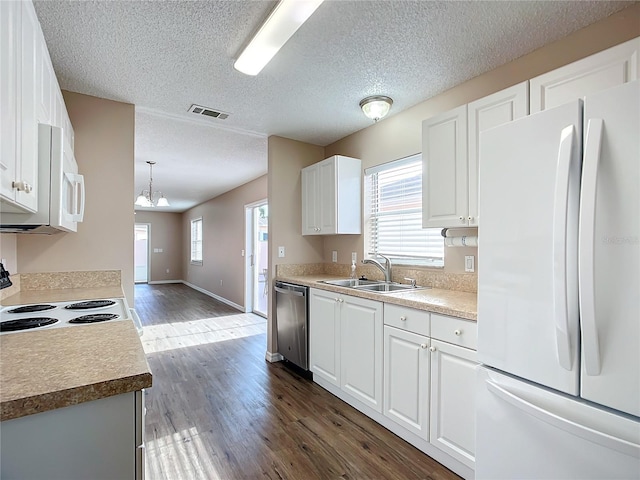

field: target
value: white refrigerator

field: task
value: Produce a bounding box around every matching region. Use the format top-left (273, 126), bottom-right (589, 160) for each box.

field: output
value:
top-left (476, 80), bottom-right (640, 479)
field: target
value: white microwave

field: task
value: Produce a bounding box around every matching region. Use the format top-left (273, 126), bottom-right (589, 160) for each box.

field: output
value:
top-left (0, 124), bottom-right (85, 233)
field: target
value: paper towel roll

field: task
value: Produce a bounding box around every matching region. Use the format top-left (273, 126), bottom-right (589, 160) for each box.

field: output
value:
top-left (444, 236), bottom-right (478, 247)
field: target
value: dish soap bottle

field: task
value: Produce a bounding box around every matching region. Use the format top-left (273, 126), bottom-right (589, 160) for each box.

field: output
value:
top-left (350, 260), bottom-right (357, 279)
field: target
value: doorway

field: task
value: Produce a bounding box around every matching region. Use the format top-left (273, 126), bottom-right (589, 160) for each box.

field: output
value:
top-left (134, 223), bottom-right (150, 283)
top-left (245, 200), bottom-right (268, 317)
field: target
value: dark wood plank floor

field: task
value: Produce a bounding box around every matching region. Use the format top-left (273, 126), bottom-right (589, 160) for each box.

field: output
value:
top-left (135, 283), bottom-right (461, 480)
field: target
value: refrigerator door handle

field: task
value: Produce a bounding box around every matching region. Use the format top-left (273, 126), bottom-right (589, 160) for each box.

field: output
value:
top-left (552, 125), bottom-right (575, 371)
top-left (486, 379), bottom-right (640, 458)
top-left (580, 118), bottom-right (604, 376)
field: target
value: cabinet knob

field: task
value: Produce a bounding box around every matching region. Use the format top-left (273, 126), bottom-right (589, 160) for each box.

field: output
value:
top-left (400, 316), bottom-right (406, 321)
top-left (429, 346), bottom-right (436, 352)
top-left (420, 343), bottom-right (428, 349)
top-left (338, 298), bottom-right (343, 303)
top-left (454, 329), bottom-right (461, 336)
top-left (468, 216), bottom-right (474, 222)
top-left (12, 181), bottom-right (32, 194)
top-left (459, 216), bottom-right (464, 221)
top-left (335, 298), bottom-right (339, 302)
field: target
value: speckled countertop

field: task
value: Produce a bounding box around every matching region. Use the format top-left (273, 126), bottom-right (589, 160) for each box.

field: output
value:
top-left (1, 287), bottom-right (152, 422)
top-left (276, 274), bottom-right (477, 321)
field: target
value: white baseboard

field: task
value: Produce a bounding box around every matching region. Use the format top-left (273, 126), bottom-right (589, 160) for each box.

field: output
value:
top-left (182, 281), bottom-right (244, 312)
top-left (265, 351), bottom-right (283, 363)
top-left (147, 280), bottom-right (182, 285)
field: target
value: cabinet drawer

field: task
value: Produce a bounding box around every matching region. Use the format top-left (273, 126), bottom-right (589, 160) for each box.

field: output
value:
top-left (430, 314), bottom-right (477, 350)
top-left (384, 304), bottom-right (430, 337)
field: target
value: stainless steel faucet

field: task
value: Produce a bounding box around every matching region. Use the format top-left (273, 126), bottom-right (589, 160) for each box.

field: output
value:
top-left (362, 254), bottom-right (392, 283)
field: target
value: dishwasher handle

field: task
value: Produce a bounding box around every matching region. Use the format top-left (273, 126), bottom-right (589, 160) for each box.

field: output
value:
top-left (274, 282), bottom-right (307, 296)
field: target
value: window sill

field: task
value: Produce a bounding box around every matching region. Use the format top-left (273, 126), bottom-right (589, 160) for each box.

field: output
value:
top-left (190, 261), bottom-right (203, 266)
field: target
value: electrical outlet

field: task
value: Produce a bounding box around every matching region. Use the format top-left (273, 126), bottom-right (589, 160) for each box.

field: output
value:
top-left (465, 255), bottom-right (475, 273)
top-left (351, 252), bottom-right (357, 263)
top-left (166, 269), bottom-right (170, 274)
top-left (220, 279), bottom-right (223, 286)
top-left (332, 251), bottom-right (337, 262)
top-left (241, 250), bottom-right (245, 257)
top-left (278, 246), bottom-right (285, 258)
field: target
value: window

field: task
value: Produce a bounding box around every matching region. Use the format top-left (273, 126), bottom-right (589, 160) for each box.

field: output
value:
top-left (190, 218), bottom-right (203, 265)
top-left (365, 154), bottom-right (444, 267)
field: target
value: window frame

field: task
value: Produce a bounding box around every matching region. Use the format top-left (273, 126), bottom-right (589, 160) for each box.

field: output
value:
top-left (364, 154), bottom-right (444, 268)
top-left (190, 217), bottom-right (203, 265)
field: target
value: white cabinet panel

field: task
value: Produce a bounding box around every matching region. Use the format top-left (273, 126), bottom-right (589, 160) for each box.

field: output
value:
top-left (430, 339), bottom-right (477, 469)
top-left (309, 288), bottom-right (341, 387)
top-left (530, 37), bottom-right (639, 113)
top-left (301, 155), bottom-right (361, 235)
top-left (0, 1), bottom-right (19, 205)
top-left (384, 326), bottom-right (429, 438)
top-left (468, 81), bottom-right (529, 225)
top-left (341, 296), bottom-right (383, 412)
top-left (422, 105), bottom-right (468, 228)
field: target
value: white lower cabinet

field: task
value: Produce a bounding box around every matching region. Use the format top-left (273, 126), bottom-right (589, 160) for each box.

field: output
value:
top-left (309, 288), bottom-right (341, 387)
top-left (309, 288), bottom-right (383, 413)
top-left (310, 291), bottom-right (478, 478)
top-left (429, 338), bottom-right (478, 469)
top-left (383, 325), bottom-right (430, 438)
top-left (341, 296), bottom-right (383, 412)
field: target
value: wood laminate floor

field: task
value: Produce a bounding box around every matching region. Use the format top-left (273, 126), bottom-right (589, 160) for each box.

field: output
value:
top-left (135, 283), bottom-right (461, 480)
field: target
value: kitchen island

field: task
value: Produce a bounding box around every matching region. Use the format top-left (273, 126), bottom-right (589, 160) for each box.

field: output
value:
top-left (0, 274), bottom-right (151, 480)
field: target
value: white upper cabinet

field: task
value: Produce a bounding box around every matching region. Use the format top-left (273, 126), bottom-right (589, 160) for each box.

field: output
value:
top-left (423, 82), bottom-right (528, 228)
top-left (467, 81), bottom-right (529, 226)
top-left (530, 37), bottom-right (640, 113)
top-left (422, 105), bottom-right (468, 228)
top-left (0, 1), bottom-right (39, 213)
top-left (301, 155), bottom-right (361, 235)
top-left (1, 0), bottom-right (74, 214)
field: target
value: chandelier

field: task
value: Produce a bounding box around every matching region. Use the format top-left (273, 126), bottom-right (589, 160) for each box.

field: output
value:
top-left (135, 161), bottom-right (170, 208)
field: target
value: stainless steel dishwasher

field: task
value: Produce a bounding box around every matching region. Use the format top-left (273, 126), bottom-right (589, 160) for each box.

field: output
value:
top-left (274, 281), bottom-right (309, 370)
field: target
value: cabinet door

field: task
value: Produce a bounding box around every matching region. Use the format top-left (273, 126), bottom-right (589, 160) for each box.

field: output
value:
top-left (16, 0), bottom-right (39, 212)
top-left (340, 295), bottom-right (383, 412)
top-left (422, 105), bottom-right (468, 228)
top-left (35, 32), bottom-right (54, 126)
top-left (301, 164), bottom-right (319, 235)
top-left (530, 37), bottom-right (640, 113)
top-left (309, 289), bottom-right (340, 386)
top-left (383, 326), bottom-right (429, 439)
top-left (468, 81), bottom-right (529, 226)
top-left (429, 339), bottom-right (477, 469)
top-left (317, 158), bottom-right (336, 234)
top-left (0, 0), bottom-right (19, 204)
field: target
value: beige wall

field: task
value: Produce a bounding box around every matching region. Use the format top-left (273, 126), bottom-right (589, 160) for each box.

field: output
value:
top-left (182, 174), bottom-right (267, 309)
top-left (267, 136), bottom-right (326, 353)
top-left (0, 234), bottom-right (17, 274)
top-left (323, 5), bottom-right (640, 274)
top-left (134, 211), bottom-right (183, 283)
top-left (16, 92), bottom-right (136, 303)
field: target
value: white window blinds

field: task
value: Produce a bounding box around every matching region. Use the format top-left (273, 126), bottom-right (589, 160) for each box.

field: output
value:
top-left (365, 154), bottom-right (444, 267)
top-left (191, 218), bottom-right (203, 264)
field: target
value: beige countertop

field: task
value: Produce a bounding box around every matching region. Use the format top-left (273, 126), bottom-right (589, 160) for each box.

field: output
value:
top-left (276, 274), bottom-right (477, 321)
top-left (1, 288), bottom-right (152, 422)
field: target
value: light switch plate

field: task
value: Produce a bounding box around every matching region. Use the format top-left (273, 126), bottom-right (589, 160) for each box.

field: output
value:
top-left (278, 246), bottom-right (285, 258)
top-left (332, 251), bottom-right (337, 262)
top-left (465, 255), bottom-right (475, 273)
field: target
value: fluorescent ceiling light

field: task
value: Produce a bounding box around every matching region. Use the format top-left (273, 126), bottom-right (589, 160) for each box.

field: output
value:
top-left (234, 0), bottom-right (324, 76)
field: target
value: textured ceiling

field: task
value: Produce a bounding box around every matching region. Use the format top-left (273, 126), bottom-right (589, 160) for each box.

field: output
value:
top-left (32, 0), bottom-right (632, 212)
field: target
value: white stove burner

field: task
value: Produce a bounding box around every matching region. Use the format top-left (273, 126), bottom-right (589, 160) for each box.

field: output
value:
top-left (0, 298), bottom-right (131, 335)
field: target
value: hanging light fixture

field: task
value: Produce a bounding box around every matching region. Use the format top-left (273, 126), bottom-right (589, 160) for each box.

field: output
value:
top-left (359, 95), bottom-right (393, 122)
top-left (135, 161), bottom-right (170, 208)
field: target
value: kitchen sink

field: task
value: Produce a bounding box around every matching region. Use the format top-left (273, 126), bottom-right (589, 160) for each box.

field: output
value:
top-left (352, 283), bottom-right (430, 293)
top-left (319, 279), bottom-right (381, 287)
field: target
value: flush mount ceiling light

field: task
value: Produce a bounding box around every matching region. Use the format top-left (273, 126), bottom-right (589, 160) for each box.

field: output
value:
top-left (360, 96), bottom-right (393, 122)
top-left (135, 161), bottom-right (170, 208)
top-left (234, 0), bottom-right (325, 76)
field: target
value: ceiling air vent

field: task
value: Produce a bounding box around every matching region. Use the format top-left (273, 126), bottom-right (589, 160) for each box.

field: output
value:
top-left (188, 104), bottom-right (229, 120)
